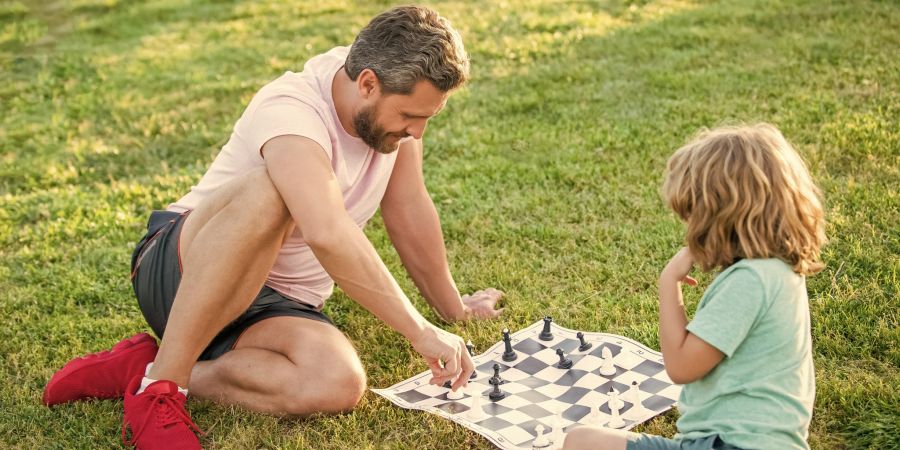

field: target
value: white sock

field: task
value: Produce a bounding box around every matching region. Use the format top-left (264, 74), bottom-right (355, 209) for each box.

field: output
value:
top-left (137, 363), bottom-right (188, 396)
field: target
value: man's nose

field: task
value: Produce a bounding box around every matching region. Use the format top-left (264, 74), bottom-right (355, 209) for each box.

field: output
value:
top-left (406, 120), bottom-right (427, 140)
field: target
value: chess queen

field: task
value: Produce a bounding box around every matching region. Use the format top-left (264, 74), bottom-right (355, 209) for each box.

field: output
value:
top-left (564, 124), bottom-right (825, 450)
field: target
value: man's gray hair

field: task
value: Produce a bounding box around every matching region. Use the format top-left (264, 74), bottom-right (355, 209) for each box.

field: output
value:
top-left (345, 6), bottom-right (469, 94)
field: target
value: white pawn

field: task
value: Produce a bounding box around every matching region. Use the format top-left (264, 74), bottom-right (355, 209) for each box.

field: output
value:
top-left (532, 424), bottom-right (550, 449)
top-left (606, 390), bottom-right (625, 428)
top-left (466, 389), bottom-right (487, 421)
top-left (586, 403), bottom-right (604, 427)
top-left (626, 381), bottom-right (642, 408)
top-left (446, 387), bottom-right (465, 400)
top-left (598, 346), bottom-right (617, 376)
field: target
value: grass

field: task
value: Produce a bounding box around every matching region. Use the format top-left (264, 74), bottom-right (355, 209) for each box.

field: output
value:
top-left (1, 0), bottom-right (897, 448)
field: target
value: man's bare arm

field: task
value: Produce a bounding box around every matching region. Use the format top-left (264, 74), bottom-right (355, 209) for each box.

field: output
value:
top-left (381, 139), bottom-right (502, 321)
top-left (262, 135), bottom-right (473, 388)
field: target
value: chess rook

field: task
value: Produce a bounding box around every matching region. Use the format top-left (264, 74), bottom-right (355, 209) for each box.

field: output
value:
top-left (577, 331), bottom-right (592, 351)
top-left (539, 316), bottom-right (554, 341)
top-left (555, 348), bottom-right (573, 369)
top-left (502, 328), bottom-right (518, 362)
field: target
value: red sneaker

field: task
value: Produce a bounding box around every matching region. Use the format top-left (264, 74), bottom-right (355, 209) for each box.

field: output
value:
top-left (122, 376), bottom-right (203, 450)
top-left (43, 333), bottom-right (158, 406)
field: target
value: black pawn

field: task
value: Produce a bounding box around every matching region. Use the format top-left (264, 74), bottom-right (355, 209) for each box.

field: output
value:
top-left (555, 348), bottom-right (573, 369)
top-left (539, 316), bottom-right (554, 341)
top-left (492, 363), bottom-right (506, 384)
top-left (488, 375), bottom-right (506, 401)
top-left (577, 332), bottom-right (592, 351)
top-left (502, 328), bottom-right (517, 362)
top-left (467, 341), bottom-right (477, 379)
top-left (443, 380), bottom-right (452, 388)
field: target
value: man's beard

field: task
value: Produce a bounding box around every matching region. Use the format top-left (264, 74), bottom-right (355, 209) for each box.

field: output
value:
top-left (352, 104), bottom-right (403, 154)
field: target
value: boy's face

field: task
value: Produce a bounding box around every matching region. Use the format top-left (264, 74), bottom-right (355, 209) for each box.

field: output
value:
top-left (353, 79), bottom-right (448, 153)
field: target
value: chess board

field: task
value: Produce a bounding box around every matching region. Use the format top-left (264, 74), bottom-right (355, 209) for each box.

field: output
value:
top-left (372, 320), bottom-right (681, 450)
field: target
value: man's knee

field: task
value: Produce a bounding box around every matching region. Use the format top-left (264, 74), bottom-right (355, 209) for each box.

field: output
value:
top-left (281, 355), bottom-right (367, 415)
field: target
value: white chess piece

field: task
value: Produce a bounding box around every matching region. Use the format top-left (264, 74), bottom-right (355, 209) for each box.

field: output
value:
top-left (466, 389), bottom-right (487, 421)
top-left (549, 414), bottom-right (564, 449)
top-left (586, 403), bottom-right (604, 427)
top-left (626, 381), bottom-right (641, 408)
top-left (446, 387), bottom-right (465, 400)
top-left (532, 424), bottom-right (550, 449)
top-left (607, 395), bottom-right (626, 428)
top-left (598, 346), bottom-right (617, 376)
top-left (608, 388), bottom-right (624, 410)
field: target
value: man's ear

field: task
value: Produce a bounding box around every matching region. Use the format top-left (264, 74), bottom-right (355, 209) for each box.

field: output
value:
top-left (357, 69), bottom-right (381, 99)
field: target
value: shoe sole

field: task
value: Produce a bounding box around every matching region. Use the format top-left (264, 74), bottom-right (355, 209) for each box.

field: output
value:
top-left (43, 333), bottom-right (158, 406)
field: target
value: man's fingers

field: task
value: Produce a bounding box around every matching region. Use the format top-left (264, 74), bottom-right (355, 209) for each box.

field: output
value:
top-left (452, 345), bottom-right (475, 390)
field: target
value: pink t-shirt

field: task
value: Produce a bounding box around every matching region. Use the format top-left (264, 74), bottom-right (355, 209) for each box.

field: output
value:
top-left (168, 46), bottom-right (398, 309)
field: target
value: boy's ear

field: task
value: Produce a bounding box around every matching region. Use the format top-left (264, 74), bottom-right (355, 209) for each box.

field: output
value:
top-left (357, 69), bottom-right (381, 99)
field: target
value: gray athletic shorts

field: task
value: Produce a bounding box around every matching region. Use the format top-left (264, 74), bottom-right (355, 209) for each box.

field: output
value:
top-left (627, 434), bottom-right (743, 450)
top-left (130, 210), bottom-right (334, 361)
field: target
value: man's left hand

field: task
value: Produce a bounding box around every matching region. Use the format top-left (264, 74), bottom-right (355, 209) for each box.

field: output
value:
top-left (462, 288), bottom-right (504, 319)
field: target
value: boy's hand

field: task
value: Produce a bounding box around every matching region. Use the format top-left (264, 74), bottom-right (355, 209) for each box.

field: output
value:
top-left (661, 247), bottom-right (698, 286)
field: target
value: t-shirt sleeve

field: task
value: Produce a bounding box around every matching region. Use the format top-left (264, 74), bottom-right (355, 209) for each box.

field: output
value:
top-left (686, 267), bottom-right (767, 358)
top-left (242, 94), bottom-right (333, 160)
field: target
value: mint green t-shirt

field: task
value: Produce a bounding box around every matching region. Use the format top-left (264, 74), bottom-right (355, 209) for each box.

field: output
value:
top-left (675, 258), bottom-right (815, 450)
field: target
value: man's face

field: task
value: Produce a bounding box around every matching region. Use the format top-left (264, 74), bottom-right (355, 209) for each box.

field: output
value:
top-left (353, 80), bottom-right (449, 154)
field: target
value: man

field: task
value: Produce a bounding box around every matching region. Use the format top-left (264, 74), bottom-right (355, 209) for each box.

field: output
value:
top-left (43, 6), bottom-right (502, 449)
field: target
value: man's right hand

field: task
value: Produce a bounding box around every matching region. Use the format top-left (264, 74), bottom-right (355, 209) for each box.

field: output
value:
top-left (410, 324), bottom-right (474, 391)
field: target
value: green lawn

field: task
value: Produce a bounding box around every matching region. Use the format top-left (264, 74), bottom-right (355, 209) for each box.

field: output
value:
top-left (1, 0), bottom-right (897, 448)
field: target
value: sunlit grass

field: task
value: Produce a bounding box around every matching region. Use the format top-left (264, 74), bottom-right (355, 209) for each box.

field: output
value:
top-left (2, 0), bottom-right (898, 449)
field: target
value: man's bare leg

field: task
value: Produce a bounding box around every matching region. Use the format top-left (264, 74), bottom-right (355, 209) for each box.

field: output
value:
top-left (147, 167), bottom-right (294, 388)
top-left (188, 316), bottom-right (367, 416)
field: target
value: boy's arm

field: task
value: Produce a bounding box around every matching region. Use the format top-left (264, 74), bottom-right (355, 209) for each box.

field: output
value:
top-left (658, 248), bottom-right (725, 384)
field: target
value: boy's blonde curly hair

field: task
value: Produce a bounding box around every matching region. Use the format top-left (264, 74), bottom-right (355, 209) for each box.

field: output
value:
top-left (663, 123), bottom-right (827, 275)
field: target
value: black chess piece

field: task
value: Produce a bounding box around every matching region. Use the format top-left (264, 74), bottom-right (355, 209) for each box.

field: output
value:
top-left (555, 348), bottom-right (573, 369)
top-left (492, 363), bottom-right (506, 384)
top-left (466, 341), bottom-right (477, 379)
top-left (502, 328), bottom-right (517, 362)
top-left (443, 380), bottom-right (452, 388)
top-left (577, 331), bottom-right (592, 351)
top-left (488, 375), bottom-right (506, 401)
top-left (539, 316), bottom-right (554, 341)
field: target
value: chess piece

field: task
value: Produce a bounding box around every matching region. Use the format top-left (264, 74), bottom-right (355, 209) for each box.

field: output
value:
top-left (488, 375), bottom-right (507, 401)
top-left (443, 380), bottom-right (452, 388)
top-left (627, 381), bottom-right (641, 407)
top-left (492, 363), bottom-right (506, 384)
top-left (549, 414), bottom-right (565, 449)
top-left (532, 424), bottom-right (550, 449)
top-left (598, 346), bottom-right (616, 376)
top-left (576, 332), bottom-right (592, 351)
top-left (586, 403), bottom-right (604, 427)
top-left (608, 387), bottom-right (624, 410)
top-left (539, 316), bottom-right (554, 341)
top-left (607, 393), bottom-right (626, 428)
top-left (502, 328), bottom-right (518, 362)
top-left (446, 388), bottom-right (465, 400)
top-left (555, 348), bottom-right (573, 369)
top-left (466, 390), bottom-right (487, 421)
top-left (467, 340), bottom-right (478, 379)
